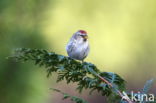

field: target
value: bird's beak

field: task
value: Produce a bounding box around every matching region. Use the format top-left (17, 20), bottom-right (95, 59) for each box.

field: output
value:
top-left (82, 35), bottom-right (88, 39)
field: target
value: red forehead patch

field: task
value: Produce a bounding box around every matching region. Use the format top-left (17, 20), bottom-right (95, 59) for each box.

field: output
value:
top-left (78, 30), bottom-right (87, 34)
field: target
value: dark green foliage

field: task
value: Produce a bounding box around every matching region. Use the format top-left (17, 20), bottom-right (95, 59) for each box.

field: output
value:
top-left (11, 48), bottom-right (156, 103)
top-left (50, 88), bottom-right (88, 103)
top-left (11, 48), bottom-right (126, 102)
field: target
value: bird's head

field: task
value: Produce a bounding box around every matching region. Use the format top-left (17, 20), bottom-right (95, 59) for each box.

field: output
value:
top-left (74, 30), bottom-right (88, 41)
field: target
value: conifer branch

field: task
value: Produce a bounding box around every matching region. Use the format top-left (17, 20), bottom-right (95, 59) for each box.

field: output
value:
top-left (50, 88), bottom-right (88, 103)
top-left (11, 48), bottom-right (132, 103)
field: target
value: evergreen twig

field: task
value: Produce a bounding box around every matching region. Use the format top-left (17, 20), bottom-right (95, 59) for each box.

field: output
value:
top-left (10, 48), bottom-right (155, 103)
top-left (50, 88), bottom-right (88, 103)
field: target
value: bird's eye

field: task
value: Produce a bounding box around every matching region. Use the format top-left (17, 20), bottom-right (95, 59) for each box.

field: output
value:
top-left (78, 34), bottom-right (83, 37)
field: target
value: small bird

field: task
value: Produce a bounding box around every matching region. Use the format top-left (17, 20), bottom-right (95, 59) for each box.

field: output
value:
top-left (66, 30), bottom-right (90, 61)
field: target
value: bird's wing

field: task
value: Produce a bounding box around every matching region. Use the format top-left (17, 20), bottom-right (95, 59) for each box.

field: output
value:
top-left (83, 44), bottom-right (90, 58)
top-left (66, 40), bottom-right (76, 53)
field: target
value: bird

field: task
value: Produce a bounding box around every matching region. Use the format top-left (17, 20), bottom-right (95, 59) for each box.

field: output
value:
top-left (66, 30), bottom-right (90, 62)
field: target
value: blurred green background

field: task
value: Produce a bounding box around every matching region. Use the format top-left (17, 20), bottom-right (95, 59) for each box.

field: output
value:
top-left (0, 0), bottom-right (156, 103)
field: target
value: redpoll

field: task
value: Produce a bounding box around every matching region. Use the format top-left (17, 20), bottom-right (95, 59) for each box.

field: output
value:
top-left (66, 30), bottom-right (90, 61)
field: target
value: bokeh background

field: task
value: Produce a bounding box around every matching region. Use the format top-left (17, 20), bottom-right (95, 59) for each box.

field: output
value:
top-left (0, 0), bottom-right (156, 103)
